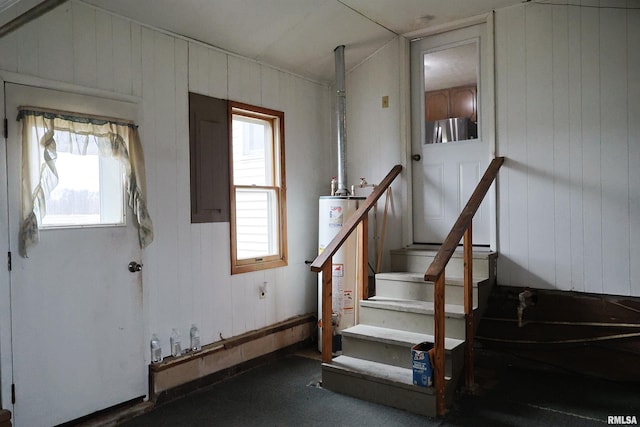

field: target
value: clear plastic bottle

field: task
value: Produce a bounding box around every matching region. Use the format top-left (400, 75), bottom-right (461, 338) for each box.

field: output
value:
top-left (150, 333), bottom-right (162, 363)
top-left (190, 324), bottom-right (201, 352)
top-left (170, 328), bottom-right (182, 357)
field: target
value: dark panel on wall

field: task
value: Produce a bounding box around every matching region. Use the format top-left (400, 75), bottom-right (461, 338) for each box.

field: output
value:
top-left (189, 92), bottom-right (230, 223)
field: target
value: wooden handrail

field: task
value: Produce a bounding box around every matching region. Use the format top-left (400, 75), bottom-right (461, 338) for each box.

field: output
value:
top-left (310, 164), bottom-right (402, 363)
top-left (311, 165), bottom-right (402, 273)
top-left (425, 156), bottom-right (504, 417)
top-left (424, 157), bottom-right (504, 282)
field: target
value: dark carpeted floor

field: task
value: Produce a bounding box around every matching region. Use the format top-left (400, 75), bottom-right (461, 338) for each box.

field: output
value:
top-left (119, 345), bottom-right (639, 427)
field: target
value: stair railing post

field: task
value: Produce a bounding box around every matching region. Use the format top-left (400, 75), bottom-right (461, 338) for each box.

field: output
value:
top-left (434, 271), bottom-right (446, 417)
top-left (463, 224), bottom-right (475, 390)
top-left (357, 216), bottom-right (369, 301)
top-left (322, 260), bottom-right (333, 363)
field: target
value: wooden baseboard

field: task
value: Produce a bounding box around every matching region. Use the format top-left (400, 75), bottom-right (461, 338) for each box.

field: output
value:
top-left (0, 409), bottom-right (11, 427)
top-left (149, 314), bottom-right (316, 402)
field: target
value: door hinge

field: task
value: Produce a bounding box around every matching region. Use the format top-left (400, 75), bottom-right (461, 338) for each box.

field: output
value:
top-left (3, 118), bottom-right (7, 139)
top-left (7, 252), bottom-right (11, 271)
top-left (11, 383), bottom-right (15, 404)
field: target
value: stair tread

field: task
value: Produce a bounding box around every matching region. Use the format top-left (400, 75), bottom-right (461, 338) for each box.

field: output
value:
top-left (325, 356), bottom-right (439, 394)
top-left (342, 324), bottom-right (465, 350)
top-left (375, 272), bottom-right (486, 286)
top-left (362, 297), bottom-right (466, 318)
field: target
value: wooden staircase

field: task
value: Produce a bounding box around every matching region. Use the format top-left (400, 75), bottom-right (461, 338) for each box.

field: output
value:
top-left (322, 247), bottom-right (496, 417)
top-left (311, 158), bottom-right (504, 417)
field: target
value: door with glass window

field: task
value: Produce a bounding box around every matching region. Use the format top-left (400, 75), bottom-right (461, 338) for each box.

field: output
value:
top-left (411, 23), bottom-right (494, 245)
top-left (4, 83), bottom-right (146, 427)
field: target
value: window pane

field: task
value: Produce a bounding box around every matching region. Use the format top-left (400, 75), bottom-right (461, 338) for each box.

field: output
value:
top-left (43, 151), bottom-right (101, 226)
top-left (40, 136), bottom-right (124, 228)
top-left (235, 187), bottom-right (278, 259)
top-left (232, 115), bottom-right (273, 186)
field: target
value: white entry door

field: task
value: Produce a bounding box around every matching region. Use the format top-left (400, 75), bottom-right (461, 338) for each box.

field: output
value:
top-left (411, 23), bottom-right (494, 245)
top-left (4, 83), bottom-right (145, 427)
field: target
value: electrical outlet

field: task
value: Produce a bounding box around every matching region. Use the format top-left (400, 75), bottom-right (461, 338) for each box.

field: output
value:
top-left (381, 95), bottom-right (389, 108)
top-left (259, 282), bottom-right (267, 299)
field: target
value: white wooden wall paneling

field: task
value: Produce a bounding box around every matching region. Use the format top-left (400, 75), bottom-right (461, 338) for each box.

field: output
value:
top-left (175, 38), bottom-right (194, 339)
top-left (525, 4), bottom-right (556, 289)
top-left (580, 3), bottom-right (603, 294)
top-left (140, 27), bottom-right (175, 351)
top-left (504, 5), bottom-right (529, 286)
top-left (154, 31), bottom-right (186, 340)
top-left (0, 81), bottom-right (11, 412)
top-left (228, 55), bottom-right (261, 105)
top-left (206, 49), bottom-right (228, 99)
top-left (131, 23), bottom-right (142, 98)
top-left (600, 5), bottom-right (630, 296)
top-left (261, 65), bottom-right (281, 110)
top-left (231, 273), bottom-right (249, 336)
top-left (496, 1), bottom-right (638, 295)
top-left (187, 42), bottom-right (207, 95)
top-left (16, 13), bottom-right (39, 75)
top-left (629, 7), bottom-right (640, 297)
top-left (568, 3), bottom-right (585, 292)
top-left (0, 8), bottom-right (17, 72)
top-left (113, 16), bottom-right (133, 95)
top-left (71, 2), bottom-right (97, 88)
top-left (494, 7), bottom-right (510, 282)
top-left (38, 3), bottom-right (72, 83)
top-left (551, 4), bottom-right (572, 292)
top-left (95, 12), bottom-right (114, 92)
top-left (186, 41), bottom-right (210, 342)
top-left (209, 223), bottom-right (233, 342)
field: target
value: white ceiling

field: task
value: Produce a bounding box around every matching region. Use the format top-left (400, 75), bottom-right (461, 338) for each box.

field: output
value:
top-left (80, 0), bottom-right (522, 82)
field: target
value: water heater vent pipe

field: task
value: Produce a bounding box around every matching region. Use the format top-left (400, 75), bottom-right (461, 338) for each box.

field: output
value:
top-left (334, 45), bottom-right (349, 196)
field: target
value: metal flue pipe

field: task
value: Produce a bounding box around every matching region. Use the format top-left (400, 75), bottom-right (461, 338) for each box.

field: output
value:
top-left (334, 45), bottom-right (349, 196)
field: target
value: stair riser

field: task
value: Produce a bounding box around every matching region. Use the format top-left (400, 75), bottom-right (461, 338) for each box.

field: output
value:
top-left (322, 366), bottom-right (438, 417)
top-left (359, 306), bottom-right (466, 340)
top-left (342, 335), bottom-right (458, 378)
top-left (375, 278), bottom-right (478, 306)
top-left (390, 253), bottom-right (493, 280)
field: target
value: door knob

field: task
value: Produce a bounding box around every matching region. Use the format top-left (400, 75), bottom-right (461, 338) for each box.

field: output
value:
top-left (412, 154), bottom-right (421, 161)
top-left (128, 261), bottom-right (143, 272)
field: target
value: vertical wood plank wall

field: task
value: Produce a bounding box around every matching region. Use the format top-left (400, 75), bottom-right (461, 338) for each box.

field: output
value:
top-left (495, 0), bottom-right (640, 296)
top-left (345, 38), bottom-right (406, 272)
top-left (0, 1), bottom-right (331, 358)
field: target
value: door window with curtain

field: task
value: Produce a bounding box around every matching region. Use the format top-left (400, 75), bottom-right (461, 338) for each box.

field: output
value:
top-left (17, 107), bottom-right (153, 257)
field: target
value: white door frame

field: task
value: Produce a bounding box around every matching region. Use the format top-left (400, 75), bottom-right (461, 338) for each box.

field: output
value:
top-left (401, 13), bottom-right (497, 250)
top-left (0, 72), bottom-right (142, 413)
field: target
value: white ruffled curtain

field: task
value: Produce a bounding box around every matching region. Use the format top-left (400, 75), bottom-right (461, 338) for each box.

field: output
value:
top-left (18, 108), bottom-right (154, 257)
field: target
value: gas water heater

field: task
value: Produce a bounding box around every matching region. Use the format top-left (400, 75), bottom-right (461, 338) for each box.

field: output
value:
top-left (317, 196), bottom-right (364, 353)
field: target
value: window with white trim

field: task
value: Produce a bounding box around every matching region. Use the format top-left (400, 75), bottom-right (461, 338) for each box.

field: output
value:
top-left (230, 102), bottom-right (287, 274)
top-left (17, 107), bottom-right (153, 257)
top-left (39, 130), bottom-right (125, 227)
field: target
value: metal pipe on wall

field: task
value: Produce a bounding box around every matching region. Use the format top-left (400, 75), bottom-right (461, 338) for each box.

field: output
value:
top-left (334, 45), bottom-right (349, 196)
top-left (0, 0), bottom-right (69, 39)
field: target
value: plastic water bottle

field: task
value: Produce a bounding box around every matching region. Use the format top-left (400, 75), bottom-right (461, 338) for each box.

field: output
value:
top-left (150, 333), bottom-right (162, 363)
top-left (190, 324), bottom-right (201, 352)
top-left (170, 328), bottom-right (182, 357)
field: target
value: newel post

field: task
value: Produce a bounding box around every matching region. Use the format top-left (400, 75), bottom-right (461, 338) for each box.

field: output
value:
top-left (321, 261), bottom-right (333, 363)
top-left (357, 216), bottom-right (369, 301)
top-left (434, 272), bottom-right (446, 417)
top-left (464, 224), bottom-right (475, 390)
